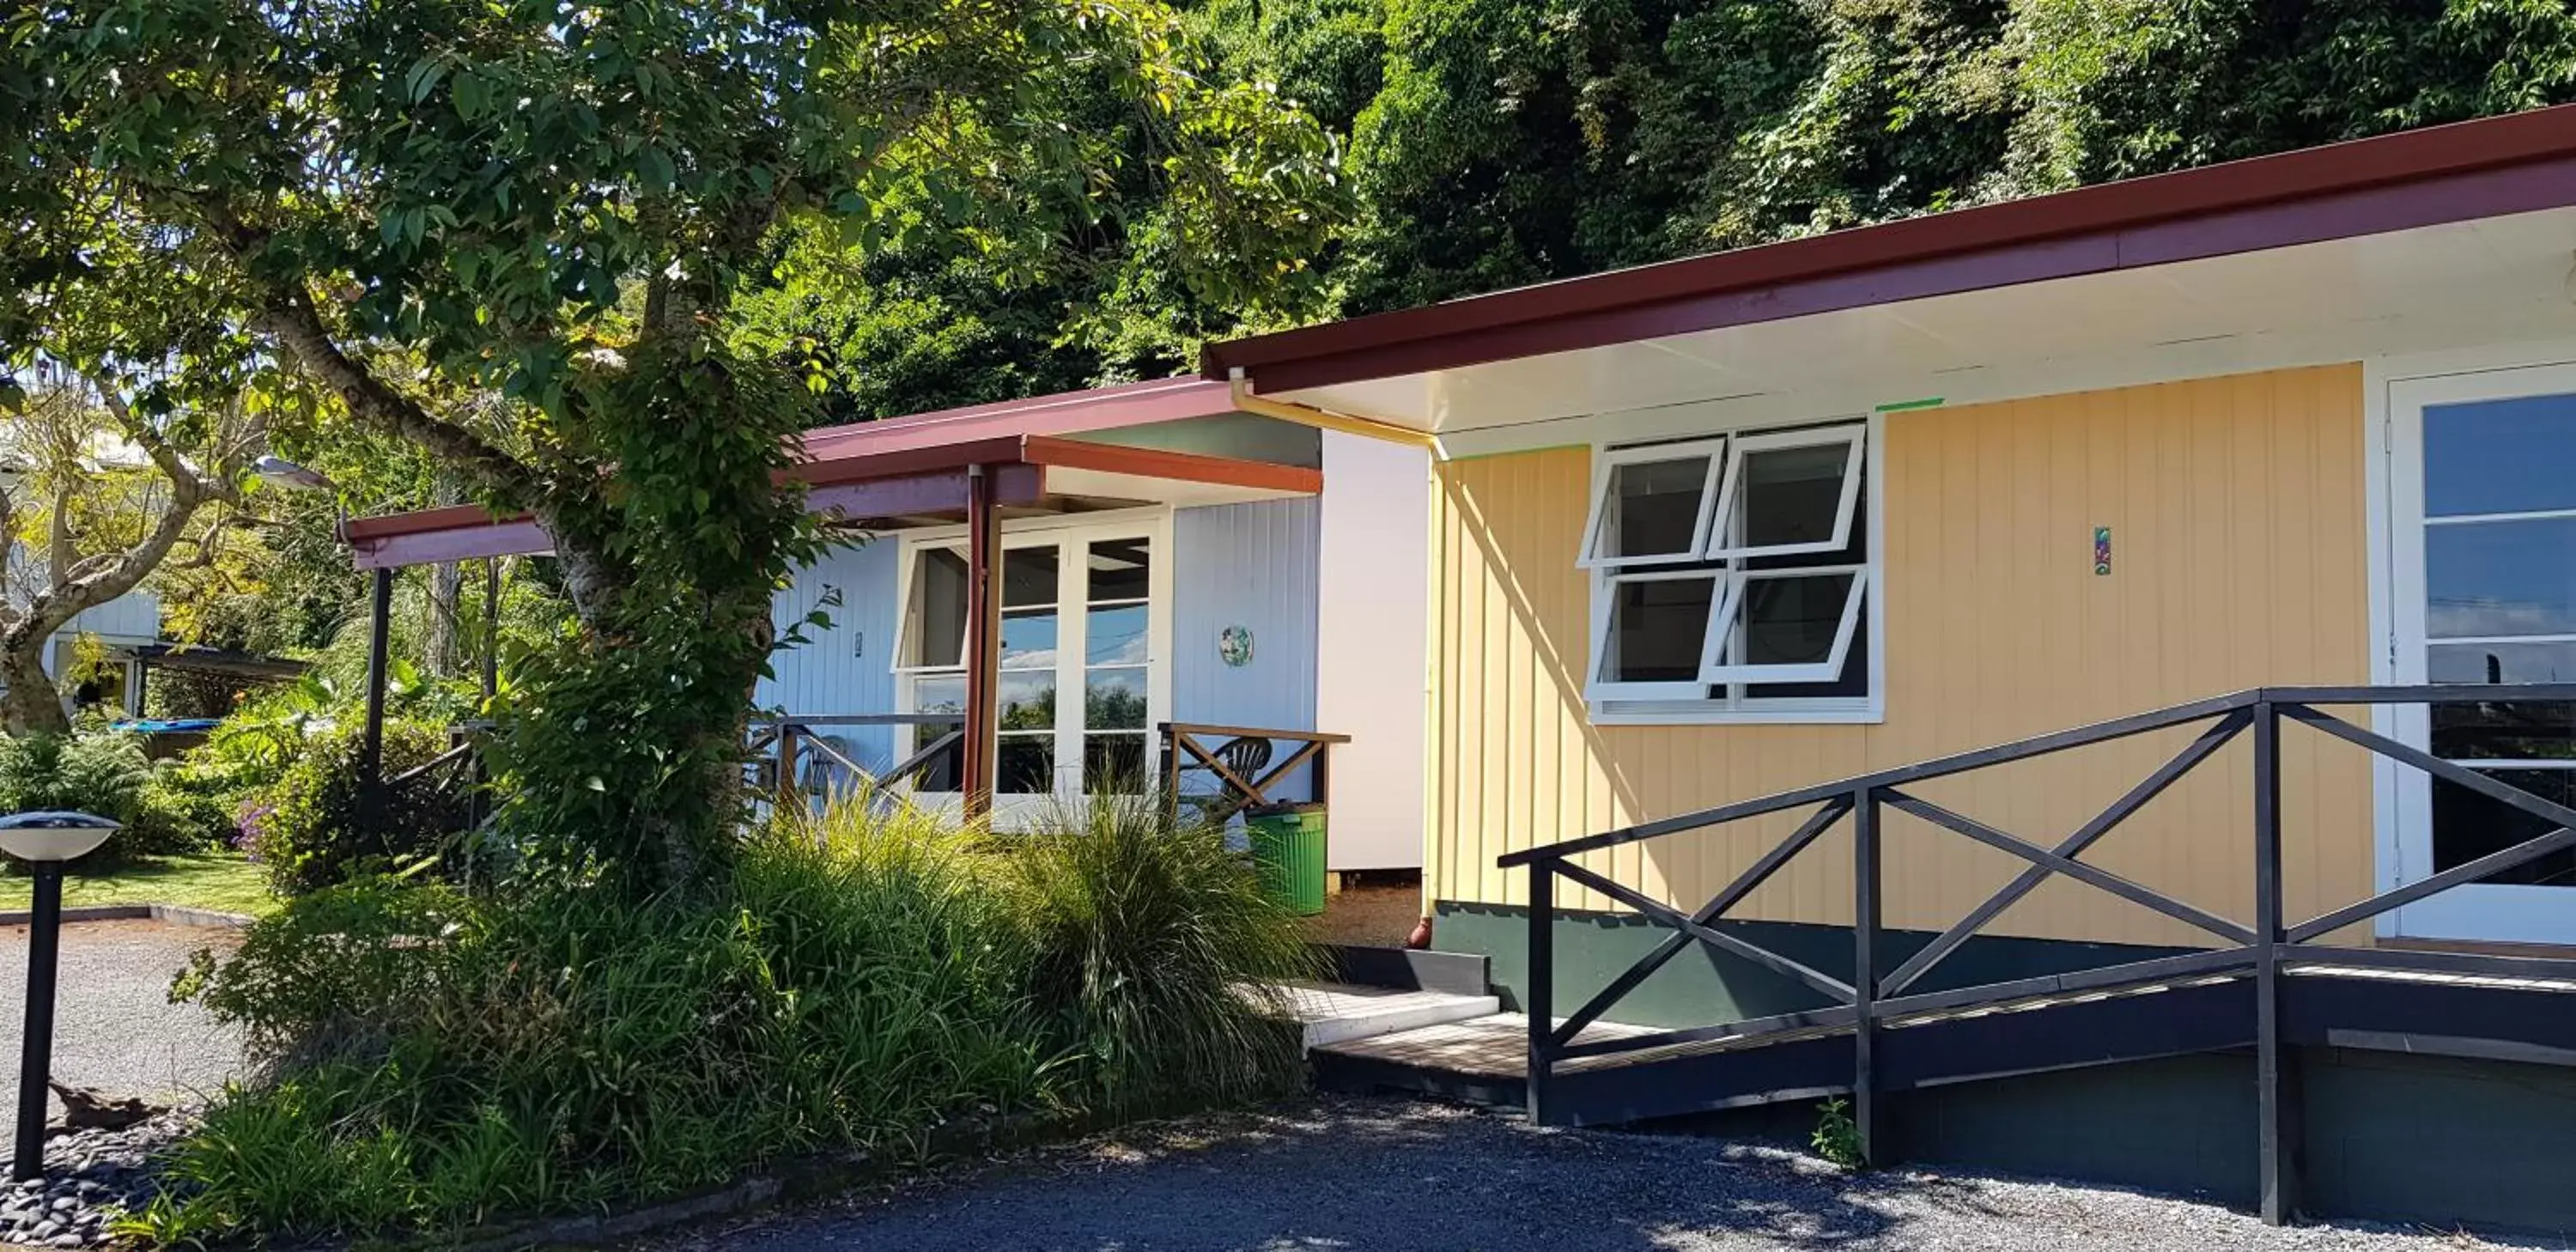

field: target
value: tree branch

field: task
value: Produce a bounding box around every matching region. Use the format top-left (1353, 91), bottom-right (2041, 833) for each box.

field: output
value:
top-left (252, 289), bottom-right (540, 501)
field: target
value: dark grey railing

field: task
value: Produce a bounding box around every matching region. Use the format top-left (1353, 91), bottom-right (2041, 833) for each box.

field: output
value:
top-left (1503, 685), bottom-right (2576, 1224)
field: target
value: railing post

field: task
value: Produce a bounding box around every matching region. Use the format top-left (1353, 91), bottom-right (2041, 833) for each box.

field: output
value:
top-left (1852, 783), bottom-right (1884, 1167)
top-left (1161, 726), bottom-right (1182, 823)
top-left (2252, 699), bottom-right (2300, 1225)
top-left (776, 723), bottom-right (802, 818)
top-left (1526, 859), bottom-right (1555, 1125)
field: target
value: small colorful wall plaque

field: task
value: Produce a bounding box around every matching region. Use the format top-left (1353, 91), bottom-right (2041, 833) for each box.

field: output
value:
top-left (1219, 624), bottom-right (1255, 668)
top-left (2093, 526), bottom-right (2112, 576)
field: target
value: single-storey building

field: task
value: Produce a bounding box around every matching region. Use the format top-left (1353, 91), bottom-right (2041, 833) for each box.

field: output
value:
top-left (1200, 103), bottom-right (2576, 1229)
top-left (340, 378), bottom-right (1436, 873)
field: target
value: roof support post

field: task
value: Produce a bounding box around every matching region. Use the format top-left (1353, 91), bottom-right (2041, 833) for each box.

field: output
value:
top-left (360, 566), bottom-right (394, 827)
top-left (961, 465), bottom-right (1003, 822)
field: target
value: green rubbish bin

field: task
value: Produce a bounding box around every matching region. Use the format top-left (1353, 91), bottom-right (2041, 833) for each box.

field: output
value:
top-left (1245, 804), bottom-right (1327, 916)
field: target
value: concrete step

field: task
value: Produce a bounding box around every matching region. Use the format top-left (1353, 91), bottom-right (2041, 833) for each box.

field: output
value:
top-left (1270, 981), bottom-right (1502, 1049)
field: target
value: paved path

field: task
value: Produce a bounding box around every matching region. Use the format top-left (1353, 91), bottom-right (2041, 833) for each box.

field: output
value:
top-left (0, 919), bottom-right (244, 1127)
top-left (649, 1096), bottom-right (2539, 1252)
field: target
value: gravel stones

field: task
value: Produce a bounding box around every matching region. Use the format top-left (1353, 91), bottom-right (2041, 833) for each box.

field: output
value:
top-left (659, 1096), bottom-right (2529, 1252)
top-left (0, 1110), bottom-right (192, 1249)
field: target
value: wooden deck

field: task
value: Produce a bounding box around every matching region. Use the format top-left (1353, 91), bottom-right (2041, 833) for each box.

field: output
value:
top-left (1312, 957), bottom-right (2576, 1118)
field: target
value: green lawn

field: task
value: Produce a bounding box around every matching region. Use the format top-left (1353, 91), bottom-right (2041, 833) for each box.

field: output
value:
top-left (0, 852), bottom-right (277, 918)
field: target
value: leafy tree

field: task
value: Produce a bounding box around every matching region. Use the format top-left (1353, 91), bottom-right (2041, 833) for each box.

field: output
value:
top-left (0, 375), bottom-right (258, 734)
top-left (5, 0), bottom-right (1341, 896)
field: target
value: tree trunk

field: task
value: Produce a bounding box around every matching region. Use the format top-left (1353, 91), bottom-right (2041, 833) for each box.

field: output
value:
top-left (0, 637), bottom-right (72, 737)
top-left (426, 481), bottom-right (463, 678)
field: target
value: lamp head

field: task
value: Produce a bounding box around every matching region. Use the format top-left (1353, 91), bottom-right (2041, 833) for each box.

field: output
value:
top-left (0, 811), bottom-right (119, 863)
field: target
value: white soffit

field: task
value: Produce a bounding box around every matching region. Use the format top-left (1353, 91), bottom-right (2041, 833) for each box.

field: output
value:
top-left (1282, 206), bottom-right (2576, 454)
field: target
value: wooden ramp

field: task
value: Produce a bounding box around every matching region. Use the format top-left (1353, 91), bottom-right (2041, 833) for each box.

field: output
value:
top-left (1313, 957), bottom-right (2576, 1127)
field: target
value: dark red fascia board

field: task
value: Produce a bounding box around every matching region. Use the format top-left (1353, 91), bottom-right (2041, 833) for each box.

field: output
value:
top-left (1201, 103), bottom-right (2576, 393)
top-left (341, 433), bottom-right (1319, 549)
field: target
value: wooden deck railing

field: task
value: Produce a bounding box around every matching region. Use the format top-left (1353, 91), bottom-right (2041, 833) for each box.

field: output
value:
top-left (748, 714), bottom-right (960, 816)
top-left (1157, 722), bottom-right (1352, 823)
top-left (1504, 685), bottom-right (2576, 1224)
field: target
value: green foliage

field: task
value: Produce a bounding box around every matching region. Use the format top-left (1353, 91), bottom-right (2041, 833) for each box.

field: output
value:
top-left (1812, 1096), bottom-right (1863, 1170)
top-left (0, 731), bottom-right (193, 863)
top-left (147, 790), bottom-right (1315, 1242)
top-left (0, 731), bottom-right (149, 822)
top-left (8, 0), bottom-right (1346, 899)
top-left (127, 765), bottom-right (240, 858)
top-left (1002, 793), bottom-right (1321, 1112)
top-left (249, 719), bottom-right (465, 896)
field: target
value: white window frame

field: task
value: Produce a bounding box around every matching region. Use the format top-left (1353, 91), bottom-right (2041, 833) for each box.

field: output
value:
top-left (1575, 437), bottom-right (1728, 569)
top-left (1585, 416), bottom-right (1884, 725)
top-left (1704, 425), bottom-right (1868, 560)
top-left (1700, 566), bottom-right (1871, 686)
top-left (2369, 349), bottom-right (2576, 945)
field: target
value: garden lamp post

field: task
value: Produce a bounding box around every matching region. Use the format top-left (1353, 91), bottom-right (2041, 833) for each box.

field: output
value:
top-left (0, 811), bottom-right (119, 1181)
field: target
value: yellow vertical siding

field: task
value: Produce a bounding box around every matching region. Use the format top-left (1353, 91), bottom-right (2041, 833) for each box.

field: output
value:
top-left (1429, 365), bottom-right (2374, 949)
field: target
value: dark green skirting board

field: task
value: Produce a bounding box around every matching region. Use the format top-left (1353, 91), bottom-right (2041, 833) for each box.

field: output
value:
top-left (1425, 902), bottom-right (2576, 1237)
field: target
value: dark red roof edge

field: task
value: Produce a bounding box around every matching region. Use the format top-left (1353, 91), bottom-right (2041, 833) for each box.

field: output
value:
top-left (1202, 103), bottom-right (2576, 392)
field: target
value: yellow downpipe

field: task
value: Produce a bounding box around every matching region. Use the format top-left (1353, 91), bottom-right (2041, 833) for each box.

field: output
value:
top-left (1229, 380), bottom-right (1443, 457)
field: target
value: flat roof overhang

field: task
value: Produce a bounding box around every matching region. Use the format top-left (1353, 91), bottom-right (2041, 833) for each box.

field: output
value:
top-left (1203, 103), bottom-right (2576, 442)
top-left (342, 380), bottom-right (1319, 569)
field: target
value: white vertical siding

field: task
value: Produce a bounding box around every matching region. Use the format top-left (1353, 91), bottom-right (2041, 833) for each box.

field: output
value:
top-left (1173, 499), bottom-right (1321, 811)
top-left (761, 536), bottom-right (901, 770)
top-left (1174, 498), bottom-right (1319, 729)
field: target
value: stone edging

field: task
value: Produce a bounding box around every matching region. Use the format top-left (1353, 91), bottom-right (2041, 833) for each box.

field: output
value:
top-left (0, 903), bottom-right (255, 929)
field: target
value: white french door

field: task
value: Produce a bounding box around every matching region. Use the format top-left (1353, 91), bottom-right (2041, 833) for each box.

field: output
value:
top-left (892, 514), bottom-right (1171, 822)
top-left (2385, 360), bottom-right (2576, 944)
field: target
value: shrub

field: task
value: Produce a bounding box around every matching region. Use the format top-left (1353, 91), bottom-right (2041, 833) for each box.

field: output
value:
top-left (0, 731), bottom-right (173, 865)
top-left (143, 788), bottom-right (1320, 1243)
top-left (1002, 793), bottom-right (1321, 1112)
top-left (123, 767), bottom-right (238, 857)
top-left (250, 718), bottom-right (466, 896)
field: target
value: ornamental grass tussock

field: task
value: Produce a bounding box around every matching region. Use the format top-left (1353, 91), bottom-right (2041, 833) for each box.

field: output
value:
top-left (125, 787), bottom-right (1320, 1247)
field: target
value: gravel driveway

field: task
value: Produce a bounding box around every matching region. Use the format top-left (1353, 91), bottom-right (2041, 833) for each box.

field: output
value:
top-left (0, 920), bottom-right (245, 1127)
top-left (656, 1096), bottom-right (2549, 1252)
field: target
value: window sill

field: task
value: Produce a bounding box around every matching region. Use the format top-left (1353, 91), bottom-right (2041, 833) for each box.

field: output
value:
top-left (1588, 701), bottom-right (1885, 727)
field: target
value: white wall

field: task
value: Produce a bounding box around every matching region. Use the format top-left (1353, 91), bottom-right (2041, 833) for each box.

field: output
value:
top-left (757, 537), bottom-right (902, 771)
top-left (1315, 431), bottom-right (1431, 872)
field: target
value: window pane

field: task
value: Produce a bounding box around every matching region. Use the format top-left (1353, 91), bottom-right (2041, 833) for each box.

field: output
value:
top-left (2427, 518), bottom-right (2576, 637)
top-left (1601, 578), bottom-right (1714, 684)
top-left (1087, 604), bottom-right (1149, 665)
top-left (1000, 609), bottom-right (1060, 669)
top-left (997, 735), bottom-right (1054, 793)
top-left (912, 721), bottom-right (964, 792)
top-left (2431, 699), bottom-right (2576, 763)
top-left (1089, 538), bottom-right (1151, 603)
top-left (1745, 619), bottom-right (1869, 700)
top-left (1596, 456), bottom-right (1710, 561)
top-left (2425, 393), bottom-right (2576, 518)
top-left (998, 672), bottom-right (1056, 731)
top-left (2428, 641), bottom-right (2576, 685)
top-left (1004, 546), bottom-right (1058, 609)
top-left (1735, 443), bottom-right (1850, 550)
top-left (1084, 734), bottom-right (1148, 793)
top-left (912, 674), bottom-right (965, 716)
top-left (910, 550), bottom-right (968, 667)
top-left (2432, 769), bottom-right (2576, 885)
top-left (1085, 667), bottom-right (1148, 730)
top-left (1739, 573), bottom-right (1857, 666)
